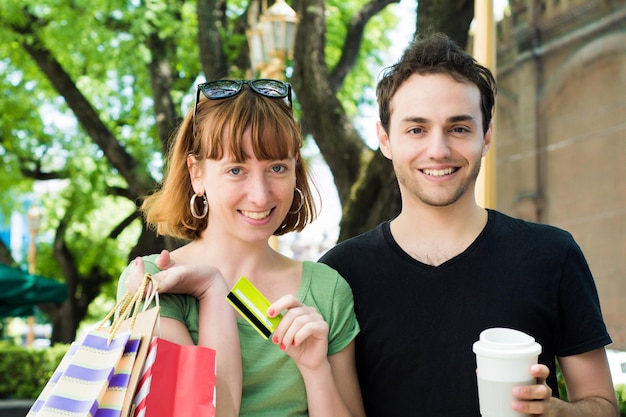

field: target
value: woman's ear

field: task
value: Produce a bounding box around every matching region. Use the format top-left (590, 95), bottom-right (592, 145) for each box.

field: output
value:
top-left (187, 155), bottom-right (204, 195)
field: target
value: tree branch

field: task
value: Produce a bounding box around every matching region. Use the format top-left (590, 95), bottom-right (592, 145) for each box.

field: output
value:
top-left (12, 10), bottom-right (154, 200)
top-left (330, 0), bottom-right (401, 90)
top-left (197, 0), bottom-right (229, 79)
top-left (292, 0), bottom-right (369, 205)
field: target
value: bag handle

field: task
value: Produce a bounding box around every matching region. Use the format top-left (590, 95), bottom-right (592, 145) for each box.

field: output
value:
top-left (98, 273), bottom-right (159, 344)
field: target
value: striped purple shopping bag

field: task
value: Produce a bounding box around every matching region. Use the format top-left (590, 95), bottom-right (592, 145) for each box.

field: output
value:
top-left (27, 274), bottom-right (159, 417)
top-left (26, 329), bottom-right (132, 417)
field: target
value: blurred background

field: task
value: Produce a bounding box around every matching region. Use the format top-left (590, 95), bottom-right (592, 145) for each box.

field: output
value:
top-left (1, 0), bottom-right (625, 408)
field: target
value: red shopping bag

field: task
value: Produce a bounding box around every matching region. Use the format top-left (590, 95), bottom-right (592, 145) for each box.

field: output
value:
top-left (133, 337), bottom-right (216, 417)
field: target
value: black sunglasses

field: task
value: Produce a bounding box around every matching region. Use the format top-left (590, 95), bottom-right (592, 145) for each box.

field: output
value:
top-left (192, 79), bottom-right (292, 136)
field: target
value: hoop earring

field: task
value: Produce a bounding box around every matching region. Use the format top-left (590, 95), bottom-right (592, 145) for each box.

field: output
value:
top-left (288, 188), bottom-right (304, 214)
top-left (190, 194), bottom-right (208, 219)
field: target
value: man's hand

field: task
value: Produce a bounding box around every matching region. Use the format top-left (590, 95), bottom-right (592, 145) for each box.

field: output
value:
top-left (511, 364), bottom-right (552, 415)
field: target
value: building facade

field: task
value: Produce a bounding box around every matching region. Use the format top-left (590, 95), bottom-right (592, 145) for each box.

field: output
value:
top-left (494, 0), bottom-right (626, 347)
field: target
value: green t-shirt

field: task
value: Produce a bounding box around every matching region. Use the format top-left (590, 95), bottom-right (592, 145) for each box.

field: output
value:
top-left (117, 257), bottom-right (359, 416)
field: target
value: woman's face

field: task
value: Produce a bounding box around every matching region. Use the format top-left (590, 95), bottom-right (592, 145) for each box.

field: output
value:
top-left (190, 128), bottom-right (297, 243)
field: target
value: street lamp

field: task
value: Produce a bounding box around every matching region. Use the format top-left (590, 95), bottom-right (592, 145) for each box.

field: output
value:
top-left (26, 204), bottom-right (42, 347)
top-left (26, 205), bottom-right (42, 275)
top-left (246, 0), bottom-right (299, 80)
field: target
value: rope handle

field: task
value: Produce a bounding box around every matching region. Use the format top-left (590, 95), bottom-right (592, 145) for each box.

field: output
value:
top-left (97, 273), bottom-right (160, 344)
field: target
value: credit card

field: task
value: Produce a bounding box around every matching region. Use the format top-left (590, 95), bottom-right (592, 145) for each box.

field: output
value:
top-left (226, 276), bottom-right (283, 339)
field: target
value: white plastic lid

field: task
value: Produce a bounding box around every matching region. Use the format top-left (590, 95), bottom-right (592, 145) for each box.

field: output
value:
top-left (473, 327), bottom-right (542, 359)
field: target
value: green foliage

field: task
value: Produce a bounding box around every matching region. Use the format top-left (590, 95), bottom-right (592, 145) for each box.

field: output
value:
top-left (616, 384), bottom-right (626, 417)
top-left (0, 341), bottom-right (69, 399)
top-left (325, 0), bottom-right (400, 117)
top-left (556, 359), bottom-right (568, 400)
top-left (1, 1), bottom-right (167, 307)
top-left (0, 0), bottom-right (403, 341)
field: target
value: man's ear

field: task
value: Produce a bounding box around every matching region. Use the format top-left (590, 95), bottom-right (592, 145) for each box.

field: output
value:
top-left (187, 155), bottom-right (204, 195)
top-left (482, 121), bottom-right (493, 157)
top-left (377, 122), bottom-right (392, 160)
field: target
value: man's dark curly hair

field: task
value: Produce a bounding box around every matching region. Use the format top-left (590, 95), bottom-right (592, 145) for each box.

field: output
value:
top-left (377, 32), bottom-right (497, 135)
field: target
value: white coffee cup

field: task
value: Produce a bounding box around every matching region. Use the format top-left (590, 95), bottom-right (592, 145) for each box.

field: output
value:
top-left (473, 327), bottom-right (542, 417)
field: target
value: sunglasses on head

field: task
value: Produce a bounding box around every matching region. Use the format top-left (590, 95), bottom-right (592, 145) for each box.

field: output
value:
top-left (192, 79), bottom-right (292, 136)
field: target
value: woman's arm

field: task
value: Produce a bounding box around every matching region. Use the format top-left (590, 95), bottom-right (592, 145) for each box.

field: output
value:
top-left (268, 295), bottom-right (365, 417)
top-left (300, 342), bottom-right (365, 417)
top-left (126, 253), bottom-right (242, 417)
top-left (194, 273), bottom-right (242, 417)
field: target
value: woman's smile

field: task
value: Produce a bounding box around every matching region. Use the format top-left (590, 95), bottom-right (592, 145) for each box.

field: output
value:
top-left (239, 209), bottom-right (272, 221)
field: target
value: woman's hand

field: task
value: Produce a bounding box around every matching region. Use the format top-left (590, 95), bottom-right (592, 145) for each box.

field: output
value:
top-left (267, 295), bottom-right (330, 372)
top-left (127, 250), bottom-right (227, 300)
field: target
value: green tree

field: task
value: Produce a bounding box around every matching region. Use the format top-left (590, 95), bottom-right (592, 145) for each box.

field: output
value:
top-left (0, 0), bottom-right (473, 343)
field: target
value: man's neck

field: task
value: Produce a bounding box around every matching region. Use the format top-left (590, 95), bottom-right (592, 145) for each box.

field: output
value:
top-left (390, 203), bottom-right (488, 266)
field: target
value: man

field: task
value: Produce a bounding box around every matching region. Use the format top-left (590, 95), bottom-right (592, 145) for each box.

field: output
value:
top-left (319, 32), bottom-right (617, 416)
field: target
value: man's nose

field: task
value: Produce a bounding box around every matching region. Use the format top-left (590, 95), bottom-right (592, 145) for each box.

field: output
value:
top-left (425, 131), bottom-right (451, 159)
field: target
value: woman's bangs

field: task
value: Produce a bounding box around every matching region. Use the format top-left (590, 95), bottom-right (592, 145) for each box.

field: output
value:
top-left (228, 96), bottom-right (298, 162)
top-left (194, 100), bottom-right (228, 160)
top-left (249, 115), bottom-right (297, 161)
top-left (197, 91), bottom-right (299, 162)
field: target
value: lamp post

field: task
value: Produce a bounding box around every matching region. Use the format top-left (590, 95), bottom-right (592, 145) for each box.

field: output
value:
top-left (246, 0), bottom-right (299, 80)
top-left (26, 204), bottom-right (42, 348)
top-left (473, 0), bottom-right (497, 209)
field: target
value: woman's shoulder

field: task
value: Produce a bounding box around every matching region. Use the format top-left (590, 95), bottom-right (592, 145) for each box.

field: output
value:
top-left (303, 260), bottom-right (342, 279)
top-left (302, 261), bottom-right (352, 296)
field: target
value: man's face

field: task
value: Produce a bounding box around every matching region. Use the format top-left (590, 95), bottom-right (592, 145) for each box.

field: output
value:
top-left (377, 72), bottom-right (491, 208)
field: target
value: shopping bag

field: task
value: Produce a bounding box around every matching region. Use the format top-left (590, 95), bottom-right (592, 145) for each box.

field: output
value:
top-left (132, 337), bottom-right (217, 417)
top-left (94, 307), bottom-right (159, 417)
top-left (112, 306), bottom-right (160, 417)
top-left (26, 327), bottom-right (132, 417)
top-left (94, 336), bottom-right (141, 417)
top-left (27, 274), bottom-right (159, 417)
top-left (97, 274), bottom-right (161, 417)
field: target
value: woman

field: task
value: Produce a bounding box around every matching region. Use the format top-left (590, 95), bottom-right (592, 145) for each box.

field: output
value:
top-left (118, 79), bottom-right (365, 417)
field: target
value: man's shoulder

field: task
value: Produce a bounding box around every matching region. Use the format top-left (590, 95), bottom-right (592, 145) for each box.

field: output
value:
top-left (320, 223), bottom-right (386, 259)
top-left (318, 223), bottom-right (389, 283)
top-left (491, 210), bottom-right (574, 242)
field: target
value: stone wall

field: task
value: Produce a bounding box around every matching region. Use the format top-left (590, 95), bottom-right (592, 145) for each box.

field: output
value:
top-left (494, 0), bottom-right (626, 348)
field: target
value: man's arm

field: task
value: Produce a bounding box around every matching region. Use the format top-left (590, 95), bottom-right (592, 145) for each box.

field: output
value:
top-left (512, 348), bottom-right (617, 416)
top-left (551, 347), bottom-right (618, 416)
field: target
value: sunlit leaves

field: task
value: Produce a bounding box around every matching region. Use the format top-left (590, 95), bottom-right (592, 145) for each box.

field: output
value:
top-left (0, 0), bottom-right (403, 315)
top-left (325, 0), bottom-right (398, 117)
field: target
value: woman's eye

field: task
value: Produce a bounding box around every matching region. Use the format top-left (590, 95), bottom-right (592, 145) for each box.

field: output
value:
top-left (229, 167), bottom-right (242, 175)
top-left (271, 165), bottom-right (285, 173)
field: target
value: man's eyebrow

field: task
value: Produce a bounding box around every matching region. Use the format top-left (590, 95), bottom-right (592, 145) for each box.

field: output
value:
top-left (401, 115), bottom-right (476, 124)
top-left (402, 116), bottom-right (429, 123)
top-left (448, 115), bottom-right (476, 123)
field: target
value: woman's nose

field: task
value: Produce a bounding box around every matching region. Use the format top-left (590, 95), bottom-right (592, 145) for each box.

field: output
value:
top-left (246, 174), bottom-right (272, 205)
